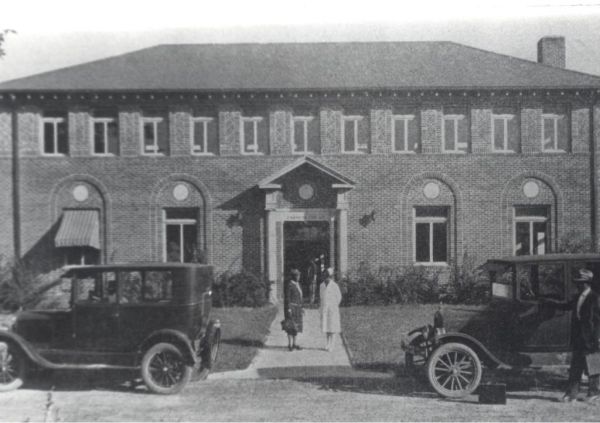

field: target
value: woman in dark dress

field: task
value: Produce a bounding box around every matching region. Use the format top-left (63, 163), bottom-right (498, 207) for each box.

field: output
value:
top-left (284, 268), bottom-right (304, 351)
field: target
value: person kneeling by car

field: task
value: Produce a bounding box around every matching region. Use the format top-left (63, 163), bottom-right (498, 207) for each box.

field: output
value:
top-left (541, 268), bottom-right (600, 403)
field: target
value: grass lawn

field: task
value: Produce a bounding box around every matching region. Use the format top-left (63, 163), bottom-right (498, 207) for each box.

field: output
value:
top-left (211, 305), bottom-right (277, 372)
top-left (341, 304), bottom-right (484, 371)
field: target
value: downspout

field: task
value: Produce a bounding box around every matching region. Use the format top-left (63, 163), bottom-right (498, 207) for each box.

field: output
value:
top-left (591, 101), bottom-right (597, 252)
top-left (11, 105), bottom-right (20, 259)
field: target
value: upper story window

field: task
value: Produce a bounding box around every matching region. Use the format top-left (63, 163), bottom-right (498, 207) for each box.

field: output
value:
top-left (392, 114), bottom-right (419, 153)
top-left (342, 115), bottom-right (368, 153)
top-left (141, 116), bottom-right (168, 155)
top-left (240, 115), bottom-right (268, 155)
top-left (542, 106), bottom-right (568, 152)
top-left (91, 114), bottom-right (119, 155)
top-left (492, 108), bottom-right (518, 153)
top-left (41, 113), bottom-right (68, 155)
top-left (442, 107), bottom-right (468, 153)
top-left (191, 116), bottom-right (217, 155)
top-left (291, 115), bottom-right (317, 154)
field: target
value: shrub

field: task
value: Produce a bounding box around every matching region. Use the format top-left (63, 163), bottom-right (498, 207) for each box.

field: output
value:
top-left (340, 262), bottom-right (441, 306)
top-left (212, 269), bottom-right (269, 308)
top-left (556, 231), bottom-right (594, 254)
top-left (440, 254), bottom-right (490, 305)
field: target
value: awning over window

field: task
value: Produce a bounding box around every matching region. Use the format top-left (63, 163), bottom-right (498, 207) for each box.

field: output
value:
top-left (55, 210), bottom-right (100, 249)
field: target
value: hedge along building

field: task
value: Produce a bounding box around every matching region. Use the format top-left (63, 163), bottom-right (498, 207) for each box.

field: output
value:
top-left (0, 36), bottom-right (600, 302)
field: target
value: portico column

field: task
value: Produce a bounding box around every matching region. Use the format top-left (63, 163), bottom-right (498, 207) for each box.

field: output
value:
top-left (266, 210), bottom-right (278, 303)
top-left (337, 209), bottom-right (348, 277)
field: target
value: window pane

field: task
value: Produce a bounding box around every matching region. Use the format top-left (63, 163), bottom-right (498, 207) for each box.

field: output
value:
top-left (415, 206), bottom-right (448, 218)
top-left (444, 119), bottom-right (455, 151)
top-left (533, 221), bottom-right (547, 254)
top-left (207, 120), bottom-right (218, 154)
top-left (543, 117), bottom-right (555, 150)
top-left (243, 120), bottom-right (255, 152)
top-left (515, 206), bottom-right (549, 217)
top-left (415, 223), bottom-right (430, 262)
top-left (307, 118), bottom-right (320, 154)
top-left (166, 209), bottom-right (197, 220)
top-left (107, 121), bottom-right (119, 155)
top-left (515, 222), bottom-right (530, 256)
top-left (183, 224), bottom-right (198, 263)
top-left (43, 122), bottom-right (55, 153)
top-left (257, 119), bottom-right (268, 154)
top-left (193, 120), bottom-right (206, 151)
top-left (407, 118), bottom-right (419, 152)
top-left (537, 264), bottom-right (564, 300)
top-left (56, 120), bottom-right (68, 154)
top-left (293, 120), bottom-right (305, 152)
top-left (493, 118), bottom-right (505, 150)
top-left (156, 120), bottom-right (168, 154)
top-left (94, 122), bottom-right (106, 154)
top-left (557, 115), bottom-right (568, 151)
top-left (120, 271), bottom-right (142, 304)
top-left (507, 116), bottom-right (519, 152)
top-left (357, 118), bottom-right (369, 153)
top-left (143, 122), bottom-right (156, 150)
top-left (145, 271), bottom-right (173, 301)
top-left (394, 119), bottom-right (406, 151)
top-left (75, 275), bottom-right (100, 303)
top-left (166, 225), bottom-right (181, 262)
top-left (432, 222), bottom-right (447, 262)
top-left (344, 120), bottom-right (355, 152)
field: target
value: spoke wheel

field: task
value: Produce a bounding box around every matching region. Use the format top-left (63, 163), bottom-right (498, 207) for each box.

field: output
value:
top-left (427, 342), bottom-right (482, 398)
top-left (141, 343), bottom-right (192, 395)
top-left (0, 342), bottom-right (26, 392)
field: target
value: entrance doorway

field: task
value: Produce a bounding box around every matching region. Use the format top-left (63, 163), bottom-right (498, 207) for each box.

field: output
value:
top-left (284, 221), bottom-right (330, 302)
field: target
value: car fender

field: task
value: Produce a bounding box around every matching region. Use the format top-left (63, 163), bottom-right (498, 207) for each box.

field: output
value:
top-left (436, 332), bottom-right (509, 369)
top-left (0, 329), bottom-right (58, 369)
top-left (138, 329), bottom-right (197, 366)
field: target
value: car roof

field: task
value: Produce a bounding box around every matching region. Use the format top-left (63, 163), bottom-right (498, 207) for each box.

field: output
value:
top-left (487, 253), bottom-right (600, 264)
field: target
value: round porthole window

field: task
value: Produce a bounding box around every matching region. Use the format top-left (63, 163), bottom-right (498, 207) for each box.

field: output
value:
top-left (298, 184), bottom-right (315, 201)
top-left (73, 185), bottom-right (89, 202)
top-left (173, 184), bottom-right (190, 201)
top-left (523, 181), bottom-right (540, 198)
top-left (423, 182), bottom-right (440, 199)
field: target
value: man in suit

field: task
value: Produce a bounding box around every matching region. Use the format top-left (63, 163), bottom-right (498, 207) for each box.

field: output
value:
top-left (550, 268), bottom-right (600, 402)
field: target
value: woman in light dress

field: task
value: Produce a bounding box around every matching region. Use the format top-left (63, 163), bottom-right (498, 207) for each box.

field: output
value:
top-left (319, 268), bottom-right (342, 352)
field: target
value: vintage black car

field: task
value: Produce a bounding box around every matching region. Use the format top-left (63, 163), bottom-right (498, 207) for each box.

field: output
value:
top-left (0, 263), bottom-right (221, 394)
top-left (402, 253), bottom-right (600, 398)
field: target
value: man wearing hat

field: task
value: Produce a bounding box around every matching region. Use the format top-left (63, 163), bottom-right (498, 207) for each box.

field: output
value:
top-left (545, 268), bottom-right (600, 402)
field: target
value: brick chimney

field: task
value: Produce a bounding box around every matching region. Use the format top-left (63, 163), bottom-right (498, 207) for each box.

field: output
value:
top-left (537, 36), bottom-right (565, 68)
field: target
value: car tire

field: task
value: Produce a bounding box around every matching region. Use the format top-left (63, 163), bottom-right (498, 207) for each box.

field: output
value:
top-left (193, 328), bottom-right (221, 382)
top-left (0, 342), bottom-right (26, 392)
top-left (141, 343), bottom-right (192, 395)
top-left (426, 342), bottom-right (482, 398)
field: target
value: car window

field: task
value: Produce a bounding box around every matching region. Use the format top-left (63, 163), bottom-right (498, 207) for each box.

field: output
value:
top-left (74, 275), bottom-right (100, 304)
top-left (120, 271), bottom-right (142, 304)
top-left (517, 263), bottom-right (565, 301)
top-left (145, 271), bottom-right (173, 302)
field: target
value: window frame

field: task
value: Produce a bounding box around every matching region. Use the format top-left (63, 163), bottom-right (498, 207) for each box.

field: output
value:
top-left (91, 117), bottom-right (118, 156)
top-left (442, 114), bottom-right (467, 153)
top-left (513, 207), bottom-right (550, 256)
top-left (190, 117), bottom-right (214, 155)
top-left (40, 116), bottom-right (68, 156)
top-left (240, 116), bottom-right (264, 155)
top-left (541, 113), bottom-right (566, 153)
top-left (413, 207), bottom-right (449, 265)
top-left (291, 115), bottom-right (315, 155)
top-left (141, 117), bottom-right (165, 156)
top-left (163, 209), bottom-right (199, 263)
top-left (341, 115), bottom-right (367, 154)
top-left (391, 114), bottom-right (416, 153)
top-left (491, 113), bottom-right (516, 153)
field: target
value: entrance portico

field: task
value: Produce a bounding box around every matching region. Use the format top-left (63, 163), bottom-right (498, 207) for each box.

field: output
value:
top-left (257, 157), bottom-right (355, 303)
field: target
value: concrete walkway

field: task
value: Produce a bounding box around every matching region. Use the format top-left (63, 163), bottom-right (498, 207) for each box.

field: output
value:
top-left (210, 305), bottom-right (355, 380)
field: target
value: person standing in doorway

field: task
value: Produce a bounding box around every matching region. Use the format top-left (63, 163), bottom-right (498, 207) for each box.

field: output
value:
top-left (307, 253), bottom-right (326, 305)
top-left (320, 267), bottom-right (342, 352)
top-left (284, 269), bottom-right (304, 351)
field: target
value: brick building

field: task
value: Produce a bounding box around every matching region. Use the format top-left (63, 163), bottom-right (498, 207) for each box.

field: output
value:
top-left (1, 36), bottom-right (599, 301)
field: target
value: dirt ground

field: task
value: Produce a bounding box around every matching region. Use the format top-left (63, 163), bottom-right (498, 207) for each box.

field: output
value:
top-left (1, 369), bottom-right (599, 422)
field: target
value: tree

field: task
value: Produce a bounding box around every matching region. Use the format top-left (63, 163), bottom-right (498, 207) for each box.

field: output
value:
top-left (0, 29), bottom-right (15, 59)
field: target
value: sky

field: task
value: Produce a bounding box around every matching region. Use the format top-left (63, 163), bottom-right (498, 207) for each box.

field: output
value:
top-left (1, 0), bottom-right (600, 83)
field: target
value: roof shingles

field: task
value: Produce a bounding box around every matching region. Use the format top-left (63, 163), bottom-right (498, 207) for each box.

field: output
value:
top-left (1, 41), bottom-right (599, 91)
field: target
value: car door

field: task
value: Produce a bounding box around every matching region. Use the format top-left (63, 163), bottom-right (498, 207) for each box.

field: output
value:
top-left (511, 261), bottom-right (571, 352)
top-left (72, 271), bottom-right (121, 351)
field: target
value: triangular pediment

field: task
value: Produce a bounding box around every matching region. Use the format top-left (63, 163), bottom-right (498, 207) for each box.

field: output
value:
top-left (258, 156), bottom-right (355, 190)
